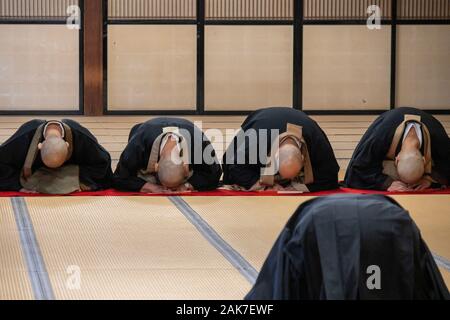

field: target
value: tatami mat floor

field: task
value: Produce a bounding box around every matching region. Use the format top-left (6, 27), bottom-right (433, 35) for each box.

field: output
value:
top-left (1, 195), bottom-right (449, 300)
top-left (0, 199), bottom-right (34, 300)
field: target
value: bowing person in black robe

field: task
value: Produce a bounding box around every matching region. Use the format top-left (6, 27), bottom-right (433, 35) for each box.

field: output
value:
top-left (0, 119), bottom-right (112, 194)
top-left (113, 117), bottom-right (222, 193)
top-left (246, 194), bottom-right (449, 300)
top-left (344, 107), bottom-right (450, 191)
top-left (222, 107), bottom-right (339, 192)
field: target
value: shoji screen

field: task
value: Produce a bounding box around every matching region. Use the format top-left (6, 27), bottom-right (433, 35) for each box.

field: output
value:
top-left (303, 25), bottom-right (391, 111)
top-left (104, 0), bottom-right (449, 114)
top-left (204, 1), bottom-right (293, 111)
top-left (0, 0), bottom-right (81, 112)
top-left (107, 25), bottom-right (197, 111)
top-left (204, 25), bottom-right (293, 111)
top-left (106, 0), bottom-right (197, 112)
top-left (396, 0), bottom-right (450, 110)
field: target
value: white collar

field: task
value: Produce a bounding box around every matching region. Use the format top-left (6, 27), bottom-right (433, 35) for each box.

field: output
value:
top-left (159, 133), bottom-right (181, 156)
top-left (43, 121), bottom-right (65, 139)
top-left (403, 122), bottom-right (422, 148)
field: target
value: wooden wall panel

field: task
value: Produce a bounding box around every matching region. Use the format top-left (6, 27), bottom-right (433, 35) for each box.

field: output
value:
top-left (108, 0), bottom-right (196, 20)
top-left (84, 0), bottom-right (103, 116)
top-left (0, 0), bottom-right (79, 19)
top-left (303, 25), bottom-right (391, 110)
top-left (205, 0), bottom-right (293, 20)
top-left (205, 26), bottom-right (293, 111)
top-left (304, 0), bottom-right (392, 20)
top-left (0, 25), bottom-right (79, 111)
top-left (398, 0), bottom-right (450, 20)
top-left (396, 25), bottom-right (450, 110)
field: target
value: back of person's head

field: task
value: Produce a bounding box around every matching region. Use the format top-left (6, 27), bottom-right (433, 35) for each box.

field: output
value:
top-left (277, 143), bottom-right (304, 180)
top-left (157, 157), bottom-right (186, 189)
top-left (396, 149), bottom-right (425, 184)
top-left (39, 136), bottom-right (69, 168)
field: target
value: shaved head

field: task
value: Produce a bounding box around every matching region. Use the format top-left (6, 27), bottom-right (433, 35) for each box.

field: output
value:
top-left (396, 149), bottom-right (425, 185)
top-left (157, 157), bottom-right (186, 189)
top-left (39, 136), bottom-right (68, 169)
top-left (277, 144), bottom-right (304, 180)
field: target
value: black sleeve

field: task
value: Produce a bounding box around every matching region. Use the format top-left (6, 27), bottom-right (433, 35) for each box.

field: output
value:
top-left (74, 134), bottom-right (113, 191)
top-left (345, 137), bottom-right (393, 190)
top-left (188, 139), bottom-right (222, 191)
top-left (0, 122), bottom-right (42, 191)
top-left (222, 134), bottom-right (261, 190)
top-left (0, 140), bottom-right (25, 191)
top-left (223, 164), bottom-right (260, 190)
top-left (306, 175), bottom-right (339, 193)
top-left (304, 128), bottom-right (340, 192)
top-left (188, 163), bottom-right (222, 191)
top-left (112, 141), bottom-right (147, 192)
top-left (427, 116), bottom-right (450, 185)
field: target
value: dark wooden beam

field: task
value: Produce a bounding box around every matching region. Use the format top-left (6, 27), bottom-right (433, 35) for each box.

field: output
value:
top-left (83, 0), bottom-right (103, 116)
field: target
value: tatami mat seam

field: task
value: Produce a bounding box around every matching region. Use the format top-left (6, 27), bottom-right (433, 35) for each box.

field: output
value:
top-left (170, 196), bottom-right (258, 284)
top-left (433, 253), bottom-right (450, 272)
top-left (10, 197), bottom-right (55, 300)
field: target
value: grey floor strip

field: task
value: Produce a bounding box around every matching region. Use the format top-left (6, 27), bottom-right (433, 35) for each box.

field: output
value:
top-left (433, 253), bottom-right (450, 272)
top-left (170, 196), bottom-right (258, 284)
top-left (11, 197), bottom-right (55, 300)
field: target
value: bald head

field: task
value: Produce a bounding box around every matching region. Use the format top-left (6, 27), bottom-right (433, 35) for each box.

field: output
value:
top-left (157, 157), bottom-right (186, 189)
top-left (396, 149), bottom-right (425, 185)
top-left (39, 136), bottom-right (69, 169)
top-left (277, 144), bottom-right (304, 180)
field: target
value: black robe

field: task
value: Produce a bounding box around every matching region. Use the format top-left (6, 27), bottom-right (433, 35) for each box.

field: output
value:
top-left (222, 107), bottom-right (339, 191)
top-left (113, 117), bottom-right (222, 192)
top-left (0, 119), bottom-right (113, 191)
top-left (246, 194), bottom-right (450, 300)
top-left (344, 107), bottom-right (450, 190)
